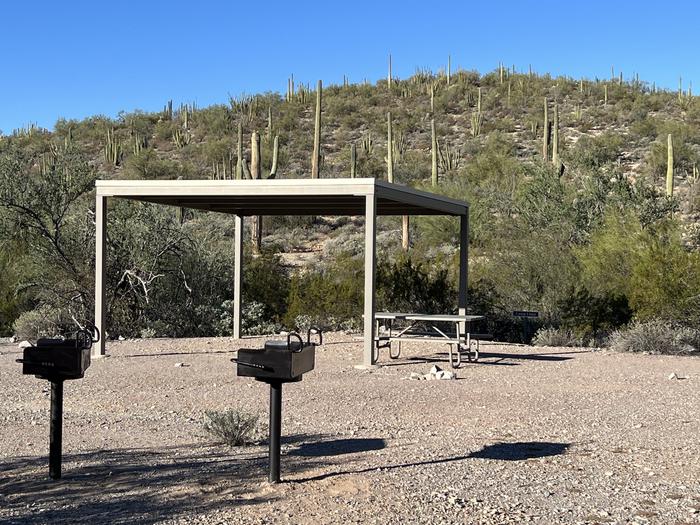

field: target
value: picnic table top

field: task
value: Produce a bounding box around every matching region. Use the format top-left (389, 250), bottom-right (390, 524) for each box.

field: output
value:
top-left (375, 312), bottom-right (485, 322)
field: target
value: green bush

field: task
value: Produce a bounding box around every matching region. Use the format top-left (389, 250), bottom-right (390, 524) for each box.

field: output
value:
top-left (609, 320), bottom-right (700, 355)
top-left (376, 256), bottom-right (454, 314)
top-left (558, 288), bottom-right (632, 342)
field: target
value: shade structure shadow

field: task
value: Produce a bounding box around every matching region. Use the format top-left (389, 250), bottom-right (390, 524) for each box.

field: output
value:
top-left (468, 441), bottom-right (569, 461)
top-left (378, 355), bottom-right (519, 368)
top-left (289, 438), bottom-right (386, 457)
top-left (294, 441), bottom-right (570, 483)
top-left (478, 350), bottom-right (585, 362)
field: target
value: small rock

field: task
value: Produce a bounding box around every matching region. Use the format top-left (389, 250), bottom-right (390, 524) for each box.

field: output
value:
top-left (174, 362), bottom-right (190, 367)
top-left (9, 335), bottom-right (16, 343)
top-left (18, 340), bottom-right (32, 349)
top-left (118, 336), bottom-right (125, 341)
top-left (409, 372), bottom-right (424, 380)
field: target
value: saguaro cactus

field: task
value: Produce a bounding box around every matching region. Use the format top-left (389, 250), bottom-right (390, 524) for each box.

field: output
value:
top-left (269, 135), bottom-right (279, 179)
top-left (447, 55), bottom-right (451, 85)
top-left (350, 143), bottom-right (357, 178)
top-left (387, 112), bottom-right (394, 183)
top-left (311, 80), bottom-right (322, 178)
top-left (104, 128), bottom-right (121, 166)
top-left (388, 54), bottom-right (392, 87)
top-left (552, 102), bottom-right (560, 168)
top-left (236, 122), bottom-right (243, 180)
top-left (431, 118), bottom-right (438, 187)
top-left (542, 98), bottom-right (549, 161)
top-left (667, 134), bottom-right (674, 196)
top-left (251, 131), bottom-right (262, 251)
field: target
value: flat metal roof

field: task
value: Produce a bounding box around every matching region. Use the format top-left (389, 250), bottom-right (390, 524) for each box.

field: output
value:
top-left (95, 178), bottom-right (469, 216)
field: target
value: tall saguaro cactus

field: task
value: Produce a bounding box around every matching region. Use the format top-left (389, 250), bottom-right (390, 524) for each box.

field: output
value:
top-left (270, 135), bottom-right (279, 179)
top-left (387, 112), bottom-right (394, 182)
top-left (431, 118), bottom-right (438, 187)
top-left (236, 122), bottom-right (243, 180)
top-left (542, 98), bottom-right (549, 161)
top-left (447, 55), bottom-right (451, 85)
top-left (552, 102), bottom-right (560, 168)
top-left (388, 53), bottom-right (392, 88)
top-left (251, 131), bottom-right (263, 251)
top-left (311, 80), bottom-right (322, 178)
top-left (350, 143), bottom-right (357, 178)
top-left (667, 134), bottom-right (674, 196)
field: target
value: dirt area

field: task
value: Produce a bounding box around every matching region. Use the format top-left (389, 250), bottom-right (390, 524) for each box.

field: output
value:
top-left (1, 334), bottom-right (699, 524)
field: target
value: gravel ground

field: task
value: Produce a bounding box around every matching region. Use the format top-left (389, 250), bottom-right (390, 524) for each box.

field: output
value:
top-left (1, 333), bottom-right (699, 524)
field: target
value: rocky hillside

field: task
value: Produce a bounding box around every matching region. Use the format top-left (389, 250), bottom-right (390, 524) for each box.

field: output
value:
top-left (1, 65), bottom-right (699, 340)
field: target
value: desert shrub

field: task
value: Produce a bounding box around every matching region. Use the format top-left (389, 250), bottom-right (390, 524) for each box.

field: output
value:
top-left (13, 305), bottom-right (69, 340)
top-left (140, 327), bottom-right (156, 339)
top-left (214, 300), bottom-right (279, 336)
top-left (609, 320), bottom-right (700, 355)
top-left (122, 149), bottom-right (193, 180)
top-left (243, 250), bottom-right (290, 324)
top-left (558, 288), bottom-right (632, 342)
top-left (202, 409), bottom-right (264, 447)
top-left (532, 327), bottom-right (584, 347)
top-left (284, 253), bottom-right (363, 329)
top-left (577, 213), bottom-right (700, 324)
top-left (376, 256), bottom-right (454, 314)
top-left (567, 132), bottom-right (624, 169)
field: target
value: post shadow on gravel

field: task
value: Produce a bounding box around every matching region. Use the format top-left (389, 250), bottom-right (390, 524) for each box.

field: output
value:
top-left (0, 444), bottom-right (326, 525)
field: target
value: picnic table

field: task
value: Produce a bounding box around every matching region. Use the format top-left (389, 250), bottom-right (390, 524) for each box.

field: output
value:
top-left (373, 312), bottom-right (486, 368)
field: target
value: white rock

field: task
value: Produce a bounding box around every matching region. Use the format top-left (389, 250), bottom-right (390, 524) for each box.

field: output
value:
top-left (118, 336), bottom-right (126, 341)
top-left (174, 362), bottom-right (190, 367)
top-left (9, 336), bottom-right (16, 343)
top-left (435, 370), bottom-right (456, 380)
top-left (430, 365), bottom-right (442, 375)
top-left (18, 340), bottom-right (32, 349)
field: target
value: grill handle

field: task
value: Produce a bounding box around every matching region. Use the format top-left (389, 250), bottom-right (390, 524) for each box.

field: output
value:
top-left (307, 327), bottom-right (323, 346)
top-left (287, 332), bottom-right (304, 352)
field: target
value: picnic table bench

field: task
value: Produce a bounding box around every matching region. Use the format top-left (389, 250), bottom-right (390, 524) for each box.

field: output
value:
top-left (374, 312), bottom-right (486, 368)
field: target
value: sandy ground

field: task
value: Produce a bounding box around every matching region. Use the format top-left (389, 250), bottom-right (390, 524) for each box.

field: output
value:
top-left (1, 333), bottom-right (699, 525)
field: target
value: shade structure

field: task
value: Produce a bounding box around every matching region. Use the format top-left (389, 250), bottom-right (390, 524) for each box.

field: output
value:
top-left (94, 178), bottom-right (469, 216)
top-left (94, 178), bottom-right (470, 365)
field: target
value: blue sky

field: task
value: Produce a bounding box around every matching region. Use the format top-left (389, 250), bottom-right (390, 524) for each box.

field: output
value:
top-left (1, 1), bottom-right (697, 133)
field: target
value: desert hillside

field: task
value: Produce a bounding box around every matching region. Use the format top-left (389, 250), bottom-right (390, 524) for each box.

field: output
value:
top-left (1, 64), bottom-right (699, 344)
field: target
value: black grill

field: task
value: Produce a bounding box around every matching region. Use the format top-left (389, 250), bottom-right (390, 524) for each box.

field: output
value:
top-left (237, 333), bottom-right (316, 381)
top-left (234, 329), bottom-right (321, 483)
top-left (17, 327), bottom-right (99, 480)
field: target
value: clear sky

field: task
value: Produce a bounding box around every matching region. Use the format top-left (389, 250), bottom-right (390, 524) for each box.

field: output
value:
top-left (1, 0), bottom-right (697, 133)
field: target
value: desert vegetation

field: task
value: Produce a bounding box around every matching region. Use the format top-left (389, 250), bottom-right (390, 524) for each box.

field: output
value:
top-left (1, 63), bottom-right (699, 349)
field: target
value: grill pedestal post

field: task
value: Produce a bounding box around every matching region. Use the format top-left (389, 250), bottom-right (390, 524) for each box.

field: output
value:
top-left (49, 379), bottom-right (64, 480)
top-left (268, 380), bottom-right (282, 483)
